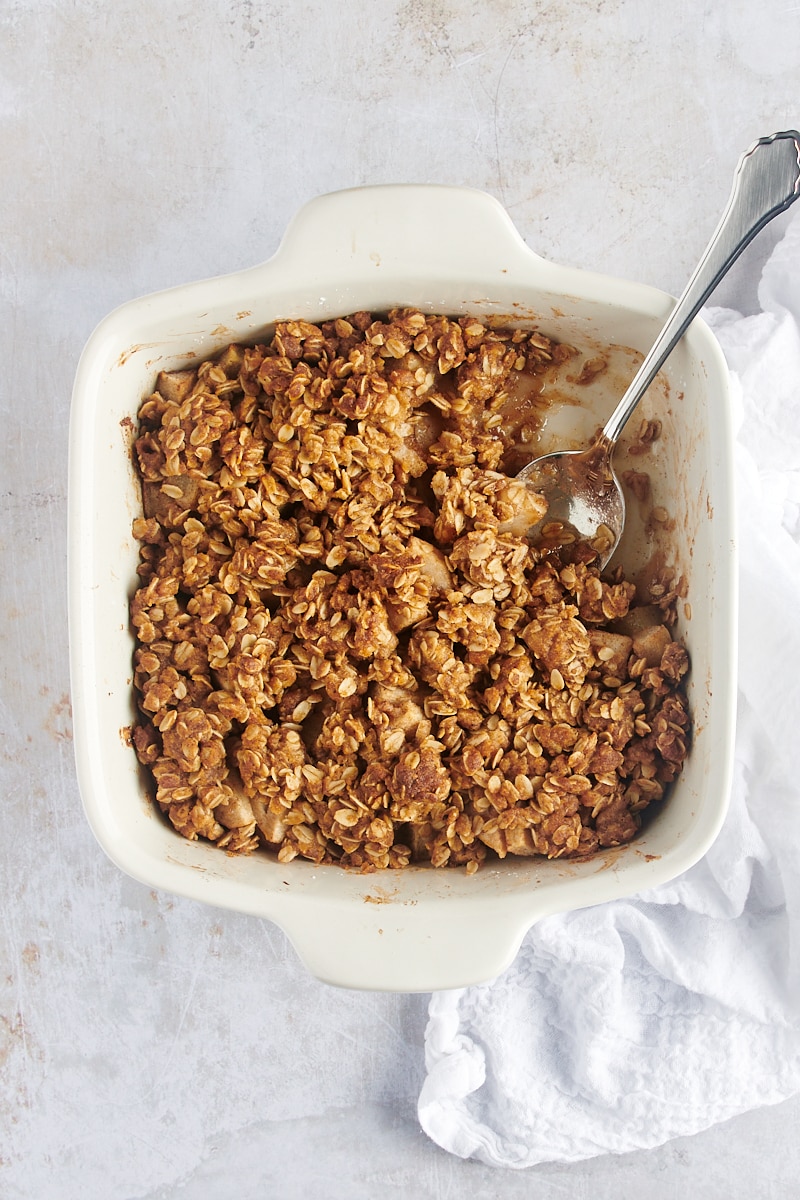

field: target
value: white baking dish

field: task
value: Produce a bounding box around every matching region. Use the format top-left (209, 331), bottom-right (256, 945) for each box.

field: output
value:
top-left (68, 185), bottom-right (737, 992)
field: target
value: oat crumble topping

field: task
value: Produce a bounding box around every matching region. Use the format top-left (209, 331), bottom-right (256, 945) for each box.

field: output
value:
top-left (130, 310), bottom-right (690, 873)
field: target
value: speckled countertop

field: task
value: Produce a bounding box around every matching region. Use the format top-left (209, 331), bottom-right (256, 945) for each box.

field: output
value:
top-left (2, 2), bottom-right (799, 1196)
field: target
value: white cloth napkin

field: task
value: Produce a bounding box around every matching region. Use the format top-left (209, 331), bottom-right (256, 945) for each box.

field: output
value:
top-left (418, 214), bottom-right (800, 1167)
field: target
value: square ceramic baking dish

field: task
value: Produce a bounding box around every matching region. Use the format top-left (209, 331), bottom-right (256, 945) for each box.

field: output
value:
top-left (68, 185), bottom-right (737, 992)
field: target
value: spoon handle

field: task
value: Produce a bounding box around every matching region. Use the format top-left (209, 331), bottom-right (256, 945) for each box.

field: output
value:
top-left (602, 131), bottom-right (800, 445)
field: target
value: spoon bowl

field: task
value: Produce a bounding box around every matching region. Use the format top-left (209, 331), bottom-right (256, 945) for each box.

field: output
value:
top-left (517, 434), bottom-right (624, 561)
top-left (518, 131), bottom-right (800, 567)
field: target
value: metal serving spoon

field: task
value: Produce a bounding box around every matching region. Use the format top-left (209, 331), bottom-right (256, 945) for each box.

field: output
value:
top-left (517, 131), bottom-right (800, 567)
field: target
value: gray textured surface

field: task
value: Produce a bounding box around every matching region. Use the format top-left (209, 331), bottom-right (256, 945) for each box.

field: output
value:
top-left (2, 1), bottom-right (799, 1195)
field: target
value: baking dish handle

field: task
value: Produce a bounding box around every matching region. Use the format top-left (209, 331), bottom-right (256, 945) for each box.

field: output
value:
top-left (267, 184), bottom-right (550, 281)
top-left (273, 895), bottom-right (534, 993)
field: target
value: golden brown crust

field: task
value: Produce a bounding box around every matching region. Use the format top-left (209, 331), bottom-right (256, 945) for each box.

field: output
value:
top-left (129, 310), bottom-right (691, 873)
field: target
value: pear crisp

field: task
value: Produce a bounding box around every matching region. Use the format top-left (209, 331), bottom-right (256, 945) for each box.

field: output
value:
top-left (130, 310), bottom-right (690, 874)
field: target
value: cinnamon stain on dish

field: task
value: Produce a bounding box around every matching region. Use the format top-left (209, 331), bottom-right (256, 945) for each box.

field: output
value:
top-left (165, 857), bottom-right (210, 873)
top-left (119, 414), bottom-right (136, 455)
top-left (546, 842), bottom-right (662, 877)
top-left (589, 844), bottom-right (660, 872)
top-left (363, 887), bottom-right (418, 905)
top-left (117, 342), bottom-right (163, 367)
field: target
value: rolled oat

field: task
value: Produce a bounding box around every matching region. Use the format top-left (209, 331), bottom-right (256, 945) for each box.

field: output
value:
top-left (130, 310), bottom-right (690, 872)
